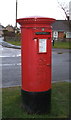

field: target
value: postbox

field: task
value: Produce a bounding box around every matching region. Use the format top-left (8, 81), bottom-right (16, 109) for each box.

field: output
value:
top-left (17, 17), bottom-right (55, 114)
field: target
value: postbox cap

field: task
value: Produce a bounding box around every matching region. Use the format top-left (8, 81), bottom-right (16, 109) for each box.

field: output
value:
top-left (17, 16), bottom-right (56, 25)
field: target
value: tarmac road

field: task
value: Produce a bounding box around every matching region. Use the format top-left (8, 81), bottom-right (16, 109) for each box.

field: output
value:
top-left (52, 51), bottom-right (70, 82)
top-left (0, 45), bottom-right (21, 88)
top-left (0, 38), bottom-right (70, 88)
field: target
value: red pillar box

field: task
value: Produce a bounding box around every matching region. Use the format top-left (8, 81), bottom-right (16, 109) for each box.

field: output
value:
top-left (17, 17), bottom-right (55, 114)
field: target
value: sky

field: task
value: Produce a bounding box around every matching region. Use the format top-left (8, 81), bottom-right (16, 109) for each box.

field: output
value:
top-left (0, 0), bottom-right (70, 27)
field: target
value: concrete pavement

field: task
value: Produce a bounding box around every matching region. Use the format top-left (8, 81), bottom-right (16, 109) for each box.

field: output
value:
top-left (0, 37), bottom-right (21, 49)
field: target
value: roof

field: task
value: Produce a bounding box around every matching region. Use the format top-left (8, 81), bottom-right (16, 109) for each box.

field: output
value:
top-left (52, 20), bottom-right (71, 32)
top-left (5, 25), bottom-right (14, 29)
top-left (0, 24), bottom-right (5, 31)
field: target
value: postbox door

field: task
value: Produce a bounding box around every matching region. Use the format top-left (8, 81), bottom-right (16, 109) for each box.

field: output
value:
top-left (36, 36), bottom-right (52, 91)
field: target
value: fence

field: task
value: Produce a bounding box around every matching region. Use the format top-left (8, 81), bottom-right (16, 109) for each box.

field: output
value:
top-left (4, 35), bottom-right (21, 42)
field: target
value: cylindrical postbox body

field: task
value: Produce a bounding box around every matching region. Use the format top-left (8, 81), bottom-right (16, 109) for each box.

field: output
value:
top-left (17, 17), bottom-right (55, 114)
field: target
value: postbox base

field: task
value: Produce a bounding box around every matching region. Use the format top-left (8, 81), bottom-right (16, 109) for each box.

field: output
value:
top-left (21, 89), bottom-right (51, 114)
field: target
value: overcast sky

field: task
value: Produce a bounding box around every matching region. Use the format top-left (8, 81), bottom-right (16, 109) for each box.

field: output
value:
top-left (0, 0), bottom-right (70, 27)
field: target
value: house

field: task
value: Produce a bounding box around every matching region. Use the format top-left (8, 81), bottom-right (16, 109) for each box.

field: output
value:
top-left (52, 20), bottom-right (71, 41)
top-left (5, 25), bottom-right (15, 32)
top-left (0, 24), bottom-right (4, 37)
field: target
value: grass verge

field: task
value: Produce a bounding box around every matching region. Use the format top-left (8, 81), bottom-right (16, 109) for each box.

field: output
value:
top-left (2, 82), bottom-right (70, 119)
top-left (7, 41), bottom-right (71, 49)
top-left (7, 41), bottom-right (21, 46)
top-left (53, 41), bottom-right (71, 49)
